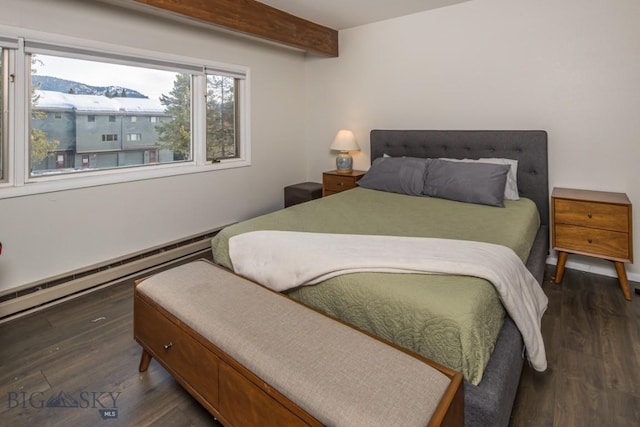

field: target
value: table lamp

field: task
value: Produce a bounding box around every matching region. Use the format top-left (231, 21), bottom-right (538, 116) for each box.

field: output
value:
top-left (330, 130), bottom-right (360, 174)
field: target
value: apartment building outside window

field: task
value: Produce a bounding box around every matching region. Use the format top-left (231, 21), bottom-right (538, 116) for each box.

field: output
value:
top-left (0, 32), bottom-right (250, 198)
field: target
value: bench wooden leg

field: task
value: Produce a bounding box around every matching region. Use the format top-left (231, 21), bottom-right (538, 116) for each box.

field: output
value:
top-left (139, 349), bottom-right (152, 372)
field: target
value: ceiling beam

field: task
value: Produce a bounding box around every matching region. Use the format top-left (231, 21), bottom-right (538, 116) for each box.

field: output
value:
top-left (132, 0), bottom-right (338, 57)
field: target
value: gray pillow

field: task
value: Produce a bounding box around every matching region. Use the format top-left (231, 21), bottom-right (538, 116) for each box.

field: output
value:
top-left (440, 157), bottom-right (519, 200)
top-left (423, 159), bottom-right (510, 207)
top-left (358, 157), bottom-right (429, 196)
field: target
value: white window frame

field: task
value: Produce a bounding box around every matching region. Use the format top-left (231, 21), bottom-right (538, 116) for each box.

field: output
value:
top-left (1, 36), bottom-right (19, 187)
top-left (0, 26), bottom-right (251, 200)
top-left (0, 49), bottom-right (7, 183)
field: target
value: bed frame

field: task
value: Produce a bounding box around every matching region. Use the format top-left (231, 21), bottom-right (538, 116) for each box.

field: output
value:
top-left (370, 129), bottom-right (549, 427)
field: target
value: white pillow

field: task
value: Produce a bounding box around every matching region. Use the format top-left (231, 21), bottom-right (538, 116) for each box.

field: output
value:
top-left (440, 158), bottom-right (519, 200)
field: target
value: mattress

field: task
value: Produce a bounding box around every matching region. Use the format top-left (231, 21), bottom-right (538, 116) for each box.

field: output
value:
top-left (211, 187), bottom-right (540, 384)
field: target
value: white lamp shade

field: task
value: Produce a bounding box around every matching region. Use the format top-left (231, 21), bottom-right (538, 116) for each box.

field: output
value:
top-left (330, 130), bottom-right (360, 152)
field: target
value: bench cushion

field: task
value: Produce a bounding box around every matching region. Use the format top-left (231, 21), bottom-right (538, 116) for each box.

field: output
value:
top-left (137, 260), bottom-right (452, 427)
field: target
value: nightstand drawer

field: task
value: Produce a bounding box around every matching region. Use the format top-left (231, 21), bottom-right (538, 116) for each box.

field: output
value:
top-left (323, 174), bottom-right (357, 192)
top-left (554, 224), bottom-right (630, 261)
top-left (554, 199), bottom-right (629, 232)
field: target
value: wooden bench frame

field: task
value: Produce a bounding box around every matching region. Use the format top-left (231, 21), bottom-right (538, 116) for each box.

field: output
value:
top-left (134, 262), bottom-right (464, 426)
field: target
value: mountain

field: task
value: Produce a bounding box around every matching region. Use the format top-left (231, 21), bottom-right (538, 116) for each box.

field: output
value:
top-left (33, 75), bottom-right (148, 98)
top-left (46, 391), bottom-right (80, 408)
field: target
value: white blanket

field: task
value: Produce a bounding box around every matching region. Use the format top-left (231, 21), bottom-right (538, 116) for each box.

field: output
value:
top-left (229, 230), bottom-right (548, 372)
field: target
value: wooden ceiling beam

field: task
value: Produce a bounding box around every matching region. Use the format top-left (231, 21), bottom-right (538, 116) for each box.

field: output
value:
top-left (133, 0), bottom-right (338, 57)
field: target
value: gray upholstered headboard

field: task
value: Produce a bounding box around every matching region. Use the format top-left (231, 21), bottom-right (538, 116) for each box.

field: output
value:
top-left (370, 130), bottom-right (549, 226)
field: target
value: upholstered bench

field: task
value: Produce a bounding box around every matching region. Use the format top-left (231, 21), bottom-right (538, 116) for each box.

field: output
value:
top-left (134, 260), bottom-right (463, 426)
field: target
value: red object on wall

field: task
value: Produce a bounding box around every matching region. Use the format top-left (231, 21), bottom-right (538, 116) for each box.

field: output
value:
top-left (0, 241), bottom-right (3, 255)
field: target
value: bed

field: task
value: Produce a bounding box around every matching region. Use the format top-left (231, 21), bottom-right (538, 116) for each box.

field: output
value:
top-left (211, 130), bottom-right (549, 427)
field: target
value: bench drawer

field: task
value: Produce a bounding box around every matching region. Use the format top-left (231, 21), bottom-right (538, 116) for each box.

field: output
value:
top-left (134, 296), bottom-right (220, 407)
top-left (219, 362), bottom-right (308, 427)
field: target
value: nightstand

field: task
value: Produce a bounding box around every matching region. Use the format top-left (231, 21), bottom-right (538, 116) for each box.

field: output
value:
top-left (552, 187), bottom-right (634, 300)
top-left (322, 170), bottom-right (366, 197)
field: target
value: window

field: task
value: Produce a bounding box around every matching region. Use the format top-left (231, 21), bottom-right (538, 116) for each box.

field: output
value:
top-left (29, 54), bottom-right (188, 174)
top-left (0, 33), bottom-right (249, 198)
top-left (206, 73), bottom-right (238, 160)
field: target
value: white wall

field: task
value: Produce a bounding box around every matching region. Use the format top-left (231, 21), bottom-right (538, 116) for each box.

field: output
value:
top-left (304, 0), bottom-right (640, 278)
top-left (0, 0), bottom-right (308, 292)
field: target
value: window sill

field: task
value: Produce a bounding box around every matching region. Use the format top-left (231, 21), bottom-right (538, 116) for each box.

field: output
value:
top-left (0, 158), bottom-right (250, 200)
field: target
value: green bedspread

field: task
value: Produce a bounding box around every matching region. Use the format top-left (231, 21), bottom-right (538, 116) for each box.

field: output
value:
top-left (211, 187), bottom-right (540, 384)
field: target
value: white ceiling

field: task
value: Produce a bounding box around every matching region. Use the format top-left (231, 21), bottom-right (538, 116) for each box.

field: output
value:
top-left (257, 0), bottom-right (471, 30)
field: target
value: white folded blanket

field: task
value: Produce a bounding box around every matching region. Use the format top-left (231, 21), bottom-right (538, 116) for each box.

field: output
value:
top-left (229, 230), bottom-right (548, 372)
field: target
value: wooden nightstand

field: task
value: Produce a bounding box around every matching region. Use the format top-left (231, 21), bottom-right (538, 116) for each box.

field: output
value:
top-left (322, 170), bottom-right (366, 197)
top-left (552, 187), bottom-right (634, 300)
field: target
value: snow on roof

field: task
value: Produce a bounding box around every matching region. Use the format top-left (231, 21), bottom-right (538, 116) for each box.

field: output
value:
top-left (35, 90), bottom-right (166, 114)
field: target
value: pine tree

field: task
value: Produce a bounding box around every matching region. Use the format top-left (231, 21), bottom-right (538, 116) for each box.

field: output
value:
top-left (206, 75), bottom-right (235, 160)
top-left (30, 56), bottom-right (60, 169)
top-left (155, 74), bottom-right (236, 161)
top-left (155, 74), bottom-right (191, 160)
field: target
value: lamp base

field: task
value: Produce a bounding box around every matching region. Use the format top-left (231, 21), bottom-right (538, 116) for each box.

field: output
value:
top-left (335, 151), bottom-right (353, 174)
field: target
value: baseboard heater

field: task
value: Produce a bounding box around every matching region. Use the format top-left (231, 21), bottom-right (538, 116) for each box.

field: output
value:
top-left (0, 228), bottom-right (224, 322)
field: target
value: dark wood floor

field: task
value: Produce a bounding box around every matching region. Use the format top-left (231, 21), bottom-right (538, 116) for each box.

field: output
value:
top-left (510, 267), bottom-right (640, 426)
top-left (1, 263), bottom-right (638, 426)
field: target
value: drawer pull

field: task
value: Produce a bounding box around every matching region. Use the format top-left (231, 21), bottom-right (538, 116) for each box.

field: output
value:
top-left (588, 238), bottom-right (593, 244)
top-left (163, 342), bottom-right (173, 350)
top-left (338, 182), bottom-right (345, 186)
top-left (587, 212), bottom-right (592, 219)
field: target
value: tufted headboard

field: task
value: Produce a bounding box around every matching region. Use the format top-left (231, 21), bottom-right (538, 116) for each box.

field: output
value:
top-left (370, 130), bottom-right (549, 226)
